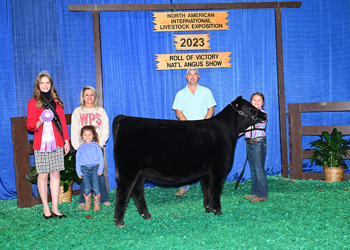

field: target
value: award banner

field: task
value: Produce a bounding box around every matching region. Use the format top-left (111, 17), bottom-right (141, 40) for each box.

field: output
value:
top-left (155, 52), bottom-right (231, 70)
top-left (174, 34), bottom-right (210, 51)
top-left (153, 11), bottom-right (229, 32)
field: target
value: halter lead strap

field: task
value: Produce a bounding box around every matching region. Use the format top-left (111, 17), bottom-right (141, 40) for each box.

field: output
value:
top-left (229, 102), bottom-right (259, 121)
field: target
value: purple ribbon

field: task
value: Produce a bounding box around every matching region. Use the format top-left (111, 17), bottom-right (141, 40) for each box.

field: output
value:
top-left (40, 110), bottom-right (57, 152)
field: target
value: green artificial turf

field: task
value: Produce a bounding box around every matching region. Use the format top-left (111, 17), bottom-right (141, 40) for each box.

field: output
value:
top-left (1, 175), bottom-right (350, 249)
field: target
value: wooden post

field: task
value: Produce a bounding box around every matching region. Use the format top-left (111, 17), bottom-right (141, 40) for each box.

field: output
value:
top-left (275, 8), bottom-right (289, 178)
top-left (93, 11), bottom-right (103, 107)
top-left (11, 117), bottom-right (43, 207)
top-left (288, 104), bottom-right (303, 179)
top-left (92, 10), bottom-right (109, 193)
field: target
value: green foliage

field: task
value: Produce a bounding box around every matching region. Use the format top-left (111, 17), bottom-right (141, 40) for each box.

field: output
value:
top-left (305, 126), bottom-right (350, 168)
top-left (24, 150), bottom-right (81, 192)
top-left (23, 165), bottom-right (38, 184)
top-left (60, 150), bottom-right (81, 192)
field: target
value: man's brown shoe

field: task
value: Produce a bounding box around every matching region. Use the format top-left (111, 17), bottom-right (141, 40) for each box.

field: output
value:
top-left (249, 197), bottom-right (268, 203)
top-left (175, 189), bottom-right (187, 197)
top-left (244, 195), bottom-right (257, 200)
top-left (103, 201), bottom-right (111, 207)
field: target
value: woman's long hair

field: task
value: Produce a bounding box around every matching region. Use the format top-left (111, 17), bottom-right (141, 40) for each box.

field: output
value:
top-left (32, 71), bottom-right (63, 109)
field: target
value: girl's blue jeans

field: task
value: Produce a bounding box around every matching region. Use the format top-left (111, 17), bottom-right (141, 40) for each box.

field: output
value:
top-left (79, 148), bottom-right (109, 203)
top-left (178, 184), bottom-right (190, 192)
top-left (247, 137), bottom-right (268, 198)
top-left (81, 164), bottom-right (100, 197)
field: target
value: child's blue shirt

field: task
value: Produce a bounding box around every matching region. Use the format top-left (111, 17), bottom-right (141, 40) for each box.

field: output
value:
top-left (76, 142), bottom-right (104, 176)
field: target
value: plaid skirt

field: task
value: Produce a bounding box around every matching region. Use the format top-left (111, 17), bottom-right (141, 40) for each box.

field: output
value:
top-left (34, 147), bottom-right (65, 174)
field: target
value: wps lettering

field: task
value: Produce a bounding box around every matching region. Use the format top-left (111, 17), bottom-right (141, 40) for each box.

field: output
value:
top-left (80, 113), bottom-right (102, 128)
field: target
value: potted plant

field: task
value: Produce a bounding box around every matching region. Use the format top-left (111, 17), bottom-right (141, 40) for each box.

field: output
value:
top-left (305, 126), bottom-right (350, 182)
top-left (24, 149), bottom-right (81, 202)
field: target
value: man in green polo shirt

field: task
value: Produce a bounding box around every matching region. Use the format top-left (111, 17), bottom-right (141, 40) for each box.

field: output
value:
top-left (172, 66), bottom-right (217, 197)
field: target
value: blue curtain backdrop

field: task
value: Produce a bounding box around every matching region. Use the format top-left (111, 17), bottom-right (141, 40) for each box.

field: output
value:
top-left (0, 0), bottom-right (349, 199)
top-left (0, 0), bottom-right (16, 199)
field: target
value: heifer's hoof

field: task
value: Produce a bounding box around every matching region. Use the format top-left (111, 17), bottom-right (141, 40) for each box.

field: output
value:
top-left (143, 216), bottom-right (153, 221)
top-left (213, 210), bottom-right (222, 215)
top-left (141, 213), bottom-right (153, 220)
top-left (115, 218), bottom-right (125, 228)
top-left (204, 205), bottom-right (213, 213)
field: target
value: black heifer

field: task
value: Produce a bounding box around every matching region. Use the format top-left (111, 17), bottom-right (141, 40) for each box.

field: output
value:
top-left (112, 96), bottom-right (267, 228)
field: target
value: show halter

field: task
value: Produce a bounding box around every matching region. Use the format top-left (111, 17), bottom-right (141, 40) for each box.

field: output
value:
top-left (40, 109), bottom-right (57, 152)
top-left (229, 102), bottom-right (259, 121)
top-left (229, 102), bottom-right (266, 132)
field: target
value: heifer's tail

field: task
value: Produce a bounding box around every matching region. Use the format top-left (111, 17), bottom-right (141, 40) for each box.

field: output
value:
top-left (113, 115), bottom-right (127, 135)
top-left (113, 115), bottom-right (127, 179)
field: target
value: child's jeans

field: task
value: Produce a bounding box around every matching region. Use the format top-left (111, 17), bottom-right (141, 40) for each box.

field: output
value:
top-left (81, 164), bottom-right (100, 196)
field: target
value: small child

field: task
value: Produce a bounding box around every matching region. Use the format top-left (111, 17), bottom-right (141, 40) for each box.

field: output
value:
top-left (76, 125), bottom-right (104, 211)
top-left (243, 92), bottom-right (268, 203)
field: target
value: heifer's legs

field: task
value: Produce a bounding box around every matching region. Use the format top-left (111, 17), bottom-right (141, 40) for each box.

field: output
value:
top-left (210, 173), bottom-right (226, 215)
top-left (114, 182), bottom-right (130, 227)
top-left (114, 174), bottom-right (139, 228)
top-left (200, 175), bottom-right (212, 213)
top-left (131, 175), bottom-right (152, 220)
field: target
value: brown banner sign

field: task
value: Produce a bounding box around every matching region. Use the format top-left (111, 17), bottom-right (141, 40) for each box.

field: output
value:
top-left (153, 11), bottom-right (229, 32)
top-left (174, 34), bottom-right (210, 50)
top-left (155, 52), bottom-right (231, 70)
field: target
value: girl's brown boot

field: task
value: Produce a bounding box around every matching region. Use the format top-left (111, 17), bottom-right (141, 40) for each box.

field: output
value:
top-left (84, 193), bottom-right (91, 211)
top-left (93, 193), bottom-right (101, 212)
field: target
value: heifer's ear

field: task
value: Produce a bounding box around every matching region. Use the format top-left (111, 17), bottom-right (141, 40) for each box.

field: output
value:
top-left (237, 96), bottom-right (243, 106)
top-left (233, 96), bottom-right (242, 104)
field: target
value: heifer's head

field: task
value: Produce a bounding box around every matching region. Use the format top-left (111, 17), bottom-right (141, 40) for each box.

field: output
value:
top-left (230, 96), bottom-right (267, 133)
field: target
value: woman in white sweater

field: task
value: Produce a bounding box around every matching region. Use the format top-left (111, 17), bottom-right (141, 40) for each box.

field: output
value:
top-left (71, 86), bottom-right (110, 208)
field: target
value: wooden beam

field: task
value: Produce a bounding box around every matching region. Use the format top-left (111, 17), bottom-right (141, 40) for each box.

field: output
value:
top-left (275, 8), bottom-right (289, 178)
top-left (288, 103), bottom-right (303, 179)
top-left (302, 125), bottom-right (350, 136)
top-left (93, 11), bottom-right (103, 108)
top-left (68, 2), bottom-right (302, 12)
top-left (294, 101), bottom-right (350, 112)
top-left (92, 11), bottom-right (109, 192)
top-left (11, 117), bottom-right (36, 208)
